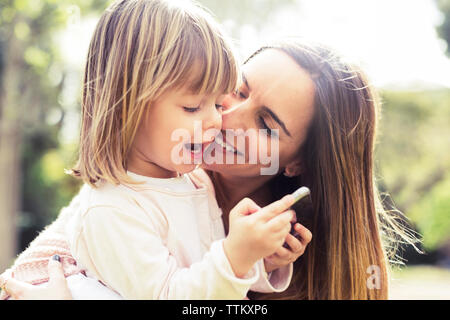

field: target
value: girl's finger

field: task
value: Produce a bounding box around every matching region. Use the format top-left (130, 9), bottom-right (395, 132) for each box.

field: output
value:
top-left (231, 197), bottom-right (261, 216)
top-left (259, 195), bottom-right (296, 221)
top-left (265, 210), bottom-right (295, 231)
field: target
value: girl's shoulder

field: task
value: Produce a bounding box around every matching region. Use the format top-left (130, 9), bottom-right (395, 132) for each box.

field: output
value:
top-left (68, 182), bottom-right (165, 235)
top-left (78, 181), bottom-right (151, 215)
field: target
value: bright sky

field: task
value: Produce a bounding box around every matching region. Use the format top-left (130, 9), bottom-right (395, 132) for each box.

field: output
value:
top-left (58, 0), bottom-right (450, 91)
top-left (234, 0), bottom-right (450, 89)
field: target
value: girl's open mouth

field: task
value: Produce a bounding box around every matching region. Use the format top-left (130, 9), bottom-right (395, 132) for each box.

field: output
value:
top-left (183, 142), bottom-right (210, 161)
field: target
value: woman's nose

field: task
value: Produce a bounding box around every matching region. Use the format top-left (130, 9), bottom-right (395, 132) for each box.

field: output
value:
top-left (221, 93), bottom-right (241, 112)
top-left (221, 100), bottom-right (248, 131)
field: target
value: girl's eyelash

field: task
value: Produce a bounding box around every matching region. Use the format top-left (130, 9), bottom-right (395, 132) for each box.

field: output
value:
top-left (184, 105), bottom-right (222, 112)
top-left (183, 106), bottom-right (200, 113)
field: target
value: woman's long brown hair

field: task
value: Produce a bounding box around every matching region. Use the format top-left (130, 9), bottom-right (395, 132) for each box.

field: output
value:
top-left (248, 41), bottom-right (419, 300)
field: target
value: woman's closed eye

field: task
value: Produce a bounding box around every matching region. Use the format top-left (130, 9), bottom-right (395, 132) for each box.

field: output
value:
top-left (257, 116), bottom-right (275, 136)
top-left (258, 106), bottom-right (290, 138)
top-left (233, 89), bottom-right (247, 100)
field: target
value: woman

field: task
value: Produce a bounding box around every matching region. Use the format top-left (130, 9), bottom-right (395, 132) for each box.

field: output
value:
top-left (0, 40), bottom-right (416, 299)
top-left (205, 41), bottom-right (416, 299)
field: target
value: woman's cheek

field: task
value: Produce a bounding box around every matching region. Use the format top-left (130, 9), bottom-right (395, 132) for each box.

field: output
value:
top-left (221, 94), bottom-right (237, 111)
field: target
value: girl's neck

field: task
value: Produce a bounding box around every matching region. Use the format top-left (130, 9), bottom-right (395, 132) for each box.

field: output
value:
top-left (127, 149), bottom-right (178, 179)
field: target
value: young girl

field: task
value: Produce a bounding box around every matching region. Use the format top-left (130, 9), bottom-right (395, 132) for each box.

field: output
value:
top-left (1, 0), bottom-right (296, 299)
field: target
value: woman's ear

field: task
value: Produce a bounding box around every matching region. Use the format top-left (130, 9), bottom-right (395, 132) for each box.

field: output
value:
top-left (283, 160), bottom-right (303, 177)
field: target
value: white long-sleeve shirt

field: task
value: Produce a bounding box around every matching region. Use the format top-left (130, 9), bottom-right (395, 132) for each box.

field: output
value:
top-left (65, 170), bottom-right (292, 299)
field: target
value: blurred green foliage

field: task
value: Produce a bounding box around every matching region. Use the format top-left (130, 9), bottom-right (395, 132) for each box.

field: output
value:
top-left (377, 90), bottom-right (450, 251)
top-left (0, 0), bottom-right (105, 253)
top-left (437, 0), bottom-right (450, 55)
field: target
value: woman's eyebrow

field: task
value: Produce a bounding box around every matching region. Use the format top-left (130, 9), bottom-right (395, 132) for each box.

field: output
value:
top-left (261, 106), bottom-right (292, 137)
top-left (243, 72), bottom-right (291, 137)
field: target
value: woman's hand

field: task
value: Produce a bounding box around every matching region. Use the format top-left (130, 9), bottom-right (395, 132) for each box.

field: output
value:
top-left (264, 223), bottom-right (312, 273)
top-left (0, 255), bottom-right (72, 300)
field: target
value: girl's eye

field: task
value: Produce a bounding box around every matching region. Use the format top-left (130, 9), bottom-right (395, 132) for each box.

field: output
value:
top-left (215, 104), bottom-right (223, 110)
top-left (183, 106), bottom-right (200, 113)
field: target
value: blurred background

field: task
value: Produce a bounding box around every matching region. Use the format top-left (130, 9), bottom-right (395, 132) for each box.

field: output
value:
top-left (0, 0), bottom-right (449, 299)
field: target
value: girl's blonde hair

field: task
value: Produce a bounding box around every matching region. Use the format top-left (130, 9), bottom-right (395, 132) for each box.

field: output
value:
top-left (72, 0), bottom-right (239, 186)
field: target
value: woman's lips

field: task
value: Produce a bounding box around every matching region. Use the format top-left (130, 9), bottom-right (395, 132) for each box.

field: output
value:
top-left (181, 134), bottom-right (246, 164)
top-left (214, 134), bottom-right (243, 156)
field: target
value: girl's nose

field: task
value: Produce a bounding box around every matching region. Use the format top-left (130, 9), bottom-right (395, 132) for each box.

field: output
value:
top-left (203, 103), bottom-right (222, 133)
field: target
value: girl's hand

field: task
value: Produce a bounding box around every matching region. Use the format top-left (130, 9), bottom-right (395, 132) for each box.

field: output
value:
top-left (264, 223), bottom-right (313, 273)
top-left (0, 255), bottom-right (72, 300)
top-left (223, 195), bottom-right (296, 278)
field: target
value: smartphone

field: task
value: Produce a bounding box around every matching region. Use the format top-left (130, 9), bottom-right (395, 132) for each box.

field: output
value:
top-left (283, 186), bottom-right (313, 248)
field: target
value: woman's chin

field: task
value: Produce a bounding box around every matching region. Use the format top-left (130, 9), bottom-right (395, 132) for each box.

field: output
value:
top-left (200, 162), bottom-right (220, 172)
top-left (174, 163), bottom-right (198, 175)
top-left (201, 161), bottom-right (258, 178)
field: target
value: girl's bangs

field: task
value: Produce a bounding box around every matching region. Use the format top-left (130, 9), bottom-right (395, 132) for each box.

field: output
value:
top-left (170, 25), bottom-right (238, 96)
